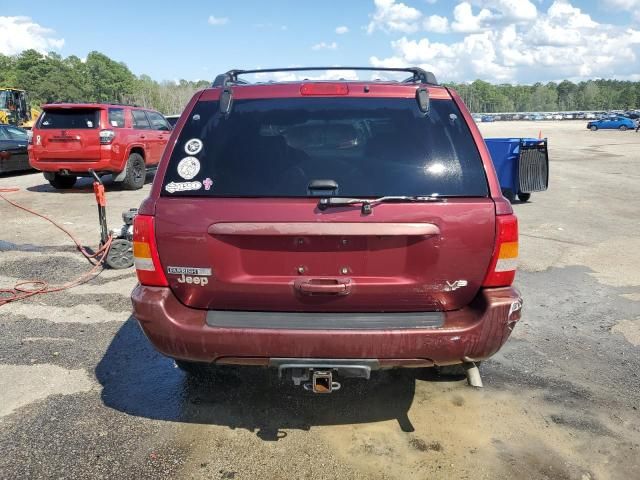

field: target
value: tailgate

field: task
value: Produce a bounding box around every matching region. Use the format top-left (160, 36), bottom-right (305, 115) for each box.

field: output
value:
top-left (154, 197), bottom-right (495, 312)
top-left (34, 108), bottom-right (102, 161)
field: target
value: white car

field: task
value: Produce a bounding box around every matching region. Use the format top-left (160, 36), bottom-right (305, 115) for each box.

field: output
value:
top-left (552, 114), bottom-right (563, 120)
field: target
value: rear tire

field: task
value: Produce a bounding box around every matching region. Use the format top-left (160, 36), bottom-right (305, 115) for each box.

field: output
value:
top-left (517, 192), bottom-right (531, 202)
top-left (120, 153), bottom-right (146, 190)
top-left (619, 125), bottom-right (628, 131)
top-left (48, 173), bottom-right (76, 189)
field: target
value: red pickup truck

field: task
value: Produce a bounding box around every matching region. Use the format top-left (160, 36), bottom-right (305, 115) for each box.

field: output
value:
top-left (29, 103), bottom-right (171, 190)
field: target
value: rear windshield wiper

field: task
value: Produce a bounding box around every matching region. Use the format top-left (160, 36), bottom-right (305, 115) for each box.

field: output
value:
top-left (318, 195), bottom-right (445, 214)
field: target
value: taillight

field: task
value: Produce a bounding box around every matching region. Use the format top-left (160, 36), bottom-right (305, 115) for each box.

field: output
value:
top-left (300, 83), bottom-right (349, 95)
top-left (483, 214), bottom-right (518, 287)
top-left (133, 215), bottom-right (168, 287)
top-left (27, 130), bottom-right (34, 145)
top-left (99, 129), bottom-right (116, 145)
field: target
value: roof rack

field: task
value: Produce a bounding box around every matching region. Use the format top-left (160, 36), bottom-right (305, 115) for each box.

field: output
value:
top-left (212, 67), bottom-right (438, 87)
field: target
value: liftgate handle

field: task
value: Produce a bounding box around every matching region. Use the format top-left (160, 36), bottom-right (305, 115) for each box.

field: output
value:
top-left (294, 279), bottom-right (351, 295)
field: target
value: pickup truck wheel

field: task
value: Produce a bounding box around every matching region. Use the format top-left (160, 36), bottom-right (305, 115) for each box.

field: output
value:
top-left (590, 125), bottom-right (598, 131)
top-left (517, 192), bottom-right (531, 202)
top-left (121, 153), bottom-right (146, 190)
top-left (48, 173), bottom-right (77, 189)
top-left (619, 125), bottom-right (628, 131)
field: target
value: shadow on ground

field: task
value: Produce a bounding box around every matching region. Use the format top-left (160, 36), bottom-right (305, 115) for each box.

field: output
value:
top-left (96, 317), bottom-right (464, 440)
top-left (26, 171), bottom-right (155, 193)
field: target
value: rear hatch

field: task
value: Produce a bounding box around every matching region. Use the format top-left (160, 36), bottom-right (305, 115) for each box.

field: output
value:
top-left (33, 107), bottom-right (102, 161)
top-left (154, 88), bottom-right (495, 312)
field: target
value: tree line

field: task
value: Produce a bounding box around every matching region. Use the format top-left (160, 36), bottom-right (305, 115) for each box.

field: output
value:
top-left (447, 79), bottom-right (639, 113)
top-left (0, 50), bottom-right (209, 115)
top-left (1, 50), bottom-right (639, 114)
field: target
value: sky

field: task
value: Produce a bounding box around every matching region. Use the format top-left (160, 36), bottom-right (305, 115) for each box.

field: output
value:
top-left (1, 0), bottom-right (640, 84)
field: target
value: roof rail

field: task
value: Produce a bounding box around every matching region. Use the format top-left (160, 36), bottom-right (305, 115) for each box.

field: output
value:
top-left (212, 67), bottom-right (438, 87)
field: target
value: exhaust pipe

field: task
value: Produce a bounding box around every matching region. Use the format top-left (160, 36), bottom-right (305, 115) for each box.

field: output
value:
top-left (463, 361), bottom-right (483, 388)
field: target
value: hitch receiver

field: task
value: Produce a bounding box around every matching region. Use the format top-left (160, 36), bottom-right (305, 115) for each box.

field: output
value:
top-left (304, 370), bottom-right (341, 394)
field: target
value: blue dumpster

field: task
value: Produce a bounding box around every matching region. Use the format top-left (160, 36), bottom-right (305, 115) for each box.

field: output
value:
top-left (484, 137), bottom-right (549, 202)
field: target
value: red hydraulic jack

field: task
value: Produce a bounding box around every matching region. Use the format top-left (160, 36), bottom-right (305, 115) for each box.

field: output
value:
top-left (89, 169), bottom-right (137, 269)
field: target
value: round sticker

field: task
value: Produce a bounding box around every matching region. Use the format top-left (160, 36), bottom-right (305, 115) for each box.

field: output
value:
top-left (184, 138), bottom-right (203, 155)
top-left (176, 157), bottom-right (201, 180)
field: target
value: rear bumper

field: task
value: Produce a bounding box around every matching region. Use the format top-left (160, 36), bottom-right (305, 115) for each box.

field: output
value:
top-left (131, 285), bottom-right (522, 367)
top-left (29, 158), bottom-right (118, 175)
top-left (28, 147), bottom-right (122, 174)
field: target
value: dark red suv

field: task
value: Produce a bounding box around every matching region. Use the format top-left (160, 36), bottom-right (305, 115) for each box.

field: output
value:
top-left (29, 103), bottom-right (171, 190)
top-left (131, 67), bottom-right (522, 392)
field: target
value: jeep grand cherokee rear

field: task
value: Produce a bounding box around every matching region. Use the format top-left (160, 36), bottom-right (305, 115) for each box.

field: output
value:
top-left (131, 67), bottom-right (522, 391)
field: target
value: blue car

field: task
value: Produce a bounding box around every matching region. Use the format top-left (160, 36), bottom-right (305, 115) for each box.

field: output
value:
top-left (587, 116), bottom-right (635, 131)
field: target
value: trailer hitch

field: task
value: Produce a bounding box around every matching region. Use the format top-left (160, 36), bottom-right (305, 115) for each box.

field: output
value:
top-left (303, 370), bottom-right (341, 394)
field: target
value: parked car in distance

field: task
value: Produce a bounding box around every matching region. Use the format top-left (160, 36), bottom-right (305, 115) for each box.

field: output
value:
top-left (481, 114), bottom-right (495, 122)
top-left (585, 112), bottom-right (596, 119)
top-left (165, 114), bottom-right (180, 127)
top-left (130, 66), bottom-right (523, 393)
top-left (0, 124), bottom-right (30, 173)
top-left (533, 114), bottom-right (544, 121)
top-left (28, 103), bottom-right (172, 190)
top-left (587, 116), bottom-right (635, 131)
top-left (552, 113), bottom-right (562, 120)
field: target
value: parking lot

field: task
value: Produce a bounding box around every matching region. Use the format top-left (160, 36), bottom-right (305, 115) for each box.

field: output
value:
top-left (0, 120), bottom-right (638, 479)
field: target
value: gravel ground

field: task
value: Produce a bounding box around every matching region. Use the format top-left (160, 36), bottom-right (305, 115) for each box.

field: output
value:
top-left (0, 121), bottom-right (639, 479)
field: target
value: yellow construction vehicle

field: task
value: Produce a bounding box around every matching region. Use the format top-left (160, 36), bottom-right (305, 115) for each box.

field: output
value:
top-left (0, 88), bottom-right (41, 128)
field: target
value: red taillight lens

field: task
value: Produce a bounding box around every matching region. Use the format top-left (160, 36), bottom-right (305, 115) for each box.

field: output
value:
top-left (300, 83), bottom-right (349, 95)
top-left (99, 129), bottom-right (116, 145)
top-left (483, 214), bottom-right (518, 287)
top-left (133, 215), bottom-right (168, 287)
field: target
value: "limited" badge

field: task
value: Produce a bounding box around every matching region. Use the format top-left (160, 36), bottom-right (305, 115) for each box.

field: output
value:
top-left (167, 266), bottom-right (212, 276)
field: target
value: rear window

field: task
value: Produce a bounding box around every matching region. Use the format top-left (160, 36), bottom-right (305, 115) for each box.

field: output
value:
top-left (161, 97), bottom-right (487, 197)
top-left (39, 109), bottom-right (100, 129)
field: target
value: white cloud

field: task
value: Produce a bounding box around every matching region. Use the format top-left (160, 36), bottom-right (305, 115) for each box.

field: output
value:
top-left (208, 15), bottom-right (229, 26)
top-left (0, 16), bottom-right (64, 55)
top-left (367, 0), bottom-right (422, 33)
top-left (604, 0), bottom-right (640, 20)
top-left (335, 26), bottom-right (349, 34)
top-left (470, 0), bottom-right (537, 22)
top-left (423, 15), bottom-right (449, 33)
top-left (370, 1), bottom-right (640, 83)
top-left (311, 41), bottom-right (338, 51)
top-left (451, 2), bottom-right (493, 33)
